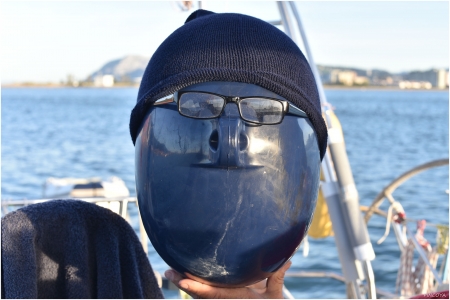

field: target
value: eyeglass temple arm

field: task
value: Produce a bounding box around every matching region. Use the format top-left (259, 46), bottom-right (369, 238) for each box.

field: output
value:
top-left (154, 94), bottom-right (175, 106)
top-left (288, 103), bottom-right (308, 118)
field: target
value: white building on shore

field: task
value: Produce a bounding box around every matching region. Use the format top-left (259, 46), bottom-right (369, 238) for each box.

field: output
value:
top-left (94, 75), bottom-right (114, 87)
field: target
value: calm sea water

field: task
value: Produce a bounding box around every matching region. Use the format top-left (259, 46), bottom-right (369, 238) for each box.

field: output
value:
top-left (2, 87), bottom-right (448, 298)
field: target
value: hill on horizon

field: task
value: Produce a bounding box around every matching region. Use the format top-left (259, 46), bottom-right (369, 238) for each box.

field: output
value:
top-left (89, 55), bottom-right (149, 82)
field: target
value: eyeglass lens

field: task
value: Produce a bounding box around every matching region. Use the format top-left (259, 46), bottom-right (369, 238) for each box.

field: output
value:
top-left (179, 92), bottom-right (284, 124)
top-left (179, 93), bottom-right (224, 118)
top-left (239, 98), bottom-right (283, 124)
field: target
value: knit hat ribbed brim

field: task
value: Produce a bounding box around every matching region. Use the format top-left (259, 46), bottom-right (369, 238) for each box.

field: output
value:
top-left (130, 9), bottom-right (327, 160)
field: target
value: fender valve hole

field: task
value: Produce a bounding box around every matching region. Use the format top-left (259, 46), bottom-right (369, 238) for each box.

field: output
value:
top-left (239, 133), bottom-right (248, 151)
top-left (209, 130), bottom-right (219, 151)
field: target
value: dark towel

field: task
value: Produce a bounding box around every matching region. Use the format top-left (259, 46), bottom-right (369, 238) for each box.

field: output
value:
top-left (1, 199), bottom-right (164, 298)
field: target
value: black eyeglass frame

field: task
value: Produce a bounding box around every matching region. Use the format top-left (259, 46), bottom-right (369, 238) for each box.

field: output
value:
top-left (153, 91), bottom-right (308, 125)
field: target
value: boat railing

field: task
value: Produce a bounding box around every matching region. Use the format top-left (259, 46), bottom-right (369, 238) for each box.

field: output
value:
top-left (364, 159), bottom-right (449, 224)
top-left (282, 202), bottom-right (449, 299)
top-left (363, 158), bottom-right (449, 297)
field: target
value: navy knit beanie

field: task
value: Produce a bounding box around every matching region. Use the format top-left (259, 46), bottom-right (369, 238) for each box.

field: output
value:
top-left (130, 9), bottom-right (328, 160)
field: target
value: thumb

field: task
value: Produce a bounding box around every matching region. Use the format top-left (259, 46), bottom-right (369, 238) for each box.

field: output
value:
top-left (265, 260), bottom-right (292, 298)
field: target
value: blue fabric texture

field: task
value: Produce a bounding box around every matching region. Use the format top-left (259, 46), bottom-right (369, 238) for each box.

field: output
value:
top-left (1, 199), bottom-right (163, 299)
top-left (130, 9), bottom-right (327, 160)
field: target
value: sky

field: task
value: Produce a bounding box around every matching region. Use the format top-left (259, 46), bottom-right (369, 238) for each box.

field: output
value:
top-left (1, 1), bottom-right (448, 83)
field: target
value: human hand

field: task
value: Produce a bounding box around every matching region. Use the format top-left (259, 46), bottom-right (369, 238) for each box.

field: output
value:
top-left (164, 261), bottom-right (292, 299)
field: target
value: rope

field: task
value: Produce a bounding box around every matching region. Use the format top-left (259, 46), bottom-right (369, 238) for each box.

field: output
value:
top-left (413, 245), bottom-right (439, 295)
top-left (396, 239), bottom-right (415, 297)
top-left (396, 221), bottom-right (441, 297)
top-left (377, 201), bottom-right (405, 245)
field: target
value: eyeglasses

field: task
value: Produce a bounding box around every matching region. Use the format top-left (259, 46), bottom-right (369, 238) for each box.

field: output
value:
top-left (154, 91), bottom-right (308, 125)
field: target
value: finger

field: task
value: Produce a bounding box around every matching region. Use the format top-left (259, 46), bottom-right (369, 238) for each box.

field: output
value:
top-left (164, 269), bottom-right (186, 286)
top-left (265, 260), bottom-right (292, 298)
top-left (165, 270), bottom-right (207, 299)
top-left (164, 270), bottom-right (201, 299)
top-left (247, 278), bottom-right (267, 290)
top-left (177, 278), bottom-right (260, 299)
top-left (164, 270), bottom-right (242, 299)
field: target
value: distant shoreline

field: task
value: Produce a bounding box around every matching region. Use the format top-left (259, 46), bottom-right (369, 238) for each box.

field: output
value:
top-left (1, 85), bottom-right (139, 89)
top-left (2, 83), bottom-right (447, 92)
top-left (322, 85), bottom-right (448, 92)
top-left (1, 82), bottom-right (140, 89)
